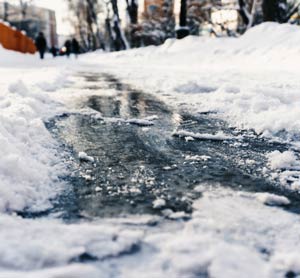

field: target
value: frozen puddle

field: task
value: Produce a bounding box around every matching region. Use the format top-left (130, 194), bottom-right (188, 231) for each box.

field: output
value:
top-left (44, 73), bottom-right (300, 219)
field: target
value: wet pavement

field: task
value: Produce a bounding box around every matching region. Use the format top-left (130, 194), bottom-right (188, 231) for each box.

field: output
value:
top-left (42, 73), bottom-right (300, 219)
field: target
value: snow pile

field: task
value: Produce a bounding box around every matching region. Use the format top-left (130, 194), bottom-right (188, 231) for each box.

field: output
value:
top-left (153, 198), bottom-right (166, 209)
top-left (173, 130), bottom-right (233, 141)
top-left (266, 151), bottom-right (300, 191)
top-left (0, 46), bottom-right (75, 213)
top-left (78, 151), bottom-right (95, 163)
top-left (255, 193), bottom-right (291, 206)
top-left (126, 118), bottom-right (155, 126)
top-left (267, 151), bottom-right (299, 170)
top-left (0, 80), bottom-right (65, 212)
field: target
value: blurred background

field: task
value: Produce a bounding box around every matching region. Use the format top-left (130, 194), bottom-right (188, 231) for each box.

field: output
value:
top-left (1, 0), bottom-right (300, 53)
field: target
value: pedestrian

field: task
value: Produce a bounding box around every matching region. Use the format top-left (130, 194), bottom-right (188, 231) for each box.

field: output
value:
top-left (35, 32), bottom-right (47, 60)
top-left (64, 40), bottom-right (72, 58)
top-left (50, 46), bottom-right (58, 58)
top-left (71, 38), bottom-right (80, 58)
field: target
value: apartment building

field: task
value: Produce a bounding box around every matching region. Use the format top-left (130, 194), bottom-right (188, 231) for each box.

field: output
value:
top-left (0, 1), bottom-right (58, 47)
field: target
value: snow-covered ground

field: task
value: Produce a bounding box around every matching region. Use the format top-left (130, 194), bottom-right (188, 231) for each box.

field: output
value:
top-left (1, 23), bottom-right (300, 277)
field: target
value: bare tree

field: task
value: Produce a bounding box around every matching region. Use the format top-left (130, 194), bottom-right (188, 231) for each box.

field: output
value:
top-left (238, 0), bottom-right (260, 30)
top-left (176, 0), bottom-right (190, 38)
top-left (67, 0), bottom-right (105, 51)
top-left (262, 0), bottom-right (300, 23)
top-left (126, 0), bottom-right (138, 24)
top-left (110, 0), bottom-right (129, 50)
top-left (19, 0), bottom-right (32, 19)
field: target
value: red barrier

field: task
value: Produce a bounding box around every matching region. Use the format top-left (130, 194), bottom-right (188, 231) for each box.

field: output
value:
top-left (0, 22), bottom-right (36, 54)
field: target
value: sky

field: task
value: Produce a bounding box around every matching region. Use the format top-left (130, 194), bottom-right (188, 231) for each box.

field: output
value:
top-left (34, 0), bottom-right (73, 35)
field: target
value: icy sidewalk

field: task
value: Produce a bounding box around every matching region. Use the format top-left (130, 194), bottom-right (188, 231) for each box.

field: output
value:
top-left (0, 66), bottom-right (298, 278)
top-left (1, 23), bottom-right (300, 277)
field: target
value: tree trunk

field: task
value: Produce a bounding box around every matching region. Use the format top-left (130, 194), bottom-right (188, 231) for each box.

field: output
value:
top-left (238, 0), bottom-right (250, 25)
top-left (179, 0), bottom-right (187, 27)
top-left (126, 0), bottom-right (138, 24)
top-left (110, 0), bottom-right (128, 50)
top-left (177, 0), bottom-right (189, 39)
top-left (4, 2), bottom-right (9, 21)
top-left (263, 0), bottom-right (287, 23)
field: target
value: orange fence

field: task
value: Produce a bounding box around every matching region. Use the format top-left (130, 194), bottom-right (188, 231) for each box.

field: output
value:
top-left (0, 22), bottom-right (36, 54)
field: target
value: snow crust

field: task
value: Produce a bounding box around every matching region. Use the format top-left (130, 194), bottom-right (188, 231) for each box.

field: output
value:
top-left (1, 189), bottom-right (300, 277)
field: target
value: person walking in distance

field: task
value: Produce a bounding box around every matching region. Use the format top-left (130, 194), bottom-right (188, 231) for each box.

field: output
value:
top-left (64, 40), bottom-right (72, 58)
top-left (50, 46), bottom-right (58, 58)
top-left (35, 32), bottom-right (47, 60)
top-left (71, 38), bottom-right (80, 58)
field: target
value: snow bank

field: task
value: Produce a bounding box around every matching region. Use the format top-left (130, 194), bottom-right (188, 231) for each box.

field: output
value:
top-left (0, 80), bottom-right (64, 212)
top-left (0, 47), bottom-right (75, 213)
